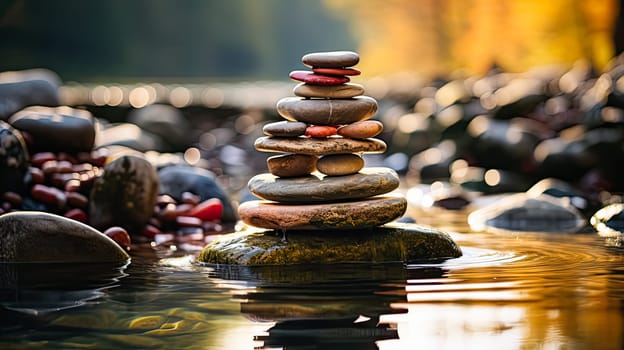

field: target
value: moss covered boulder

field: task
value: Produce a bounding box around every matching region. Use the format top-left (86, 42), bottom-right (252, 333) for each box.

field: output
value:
top-left (0, 211), bottom-right (129, 263)
top-left (198, 223), bottom-right (462, 265)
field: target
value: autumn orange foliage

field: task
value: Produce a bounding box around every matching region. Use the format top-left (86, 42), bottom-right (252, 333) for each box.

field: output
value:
top-left (325, 0), bottom-right (618, 77)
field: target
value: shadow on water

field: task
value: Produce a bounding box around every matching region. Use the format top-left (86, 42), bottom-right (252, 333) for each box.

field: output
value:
top-left (209, 262), bottom-right (452, 349)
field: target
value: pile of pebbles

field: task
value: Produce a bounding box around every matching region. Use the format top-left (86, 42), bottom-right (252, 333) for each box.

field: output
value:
top-left (239, 51), bottom-right (407, 230)
top-left (0, 103), bottom-right (230, 253)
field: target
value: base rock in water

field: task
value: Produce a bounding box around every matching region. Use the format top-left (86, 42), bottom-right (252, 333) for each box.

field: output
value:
top-left (198, 223), bottom-right (462, 265)
top-left (0, 211), bottom-right (130, 263)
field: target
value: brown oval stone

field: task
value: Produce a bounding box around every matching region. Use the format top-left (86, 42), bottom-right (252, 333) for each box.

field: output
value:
top-left (263, 121), bottom-right (307, 137)
top-left (302, 51), bottom-right (360, 68)
top-left (276, 96), bottom-right (377, 125)
top-left (316, 154), bottom-right (363, 176)
top-left (238, 195), bottom-right (407, 230)
top-left (248, 167), bottom-right (400, 203)
top-left (289, 70), bottom-right (349, 86)
top-left (254, 136), bottom-right (386, 155)
top-left (293, 83), bottom-right (365, 99)
top-left (266, 154), bottom-right (318, 178)
top-left (337, 120), bottom-right (384, 139)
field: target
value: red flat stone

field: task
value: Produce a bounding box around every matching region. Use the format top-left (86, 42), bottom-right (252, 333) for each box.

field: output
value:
top-left (305, 125), bottom-right (338, 138)
top-left (312, 67), bottom-right (361, 76)
top-left (289, 70), bottom-right (349, 86)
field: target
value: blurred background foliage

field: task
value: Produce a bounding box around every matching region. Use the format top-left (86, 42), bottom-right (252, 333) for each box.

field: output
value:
top-left (0, 0), bottom-right (621, 81)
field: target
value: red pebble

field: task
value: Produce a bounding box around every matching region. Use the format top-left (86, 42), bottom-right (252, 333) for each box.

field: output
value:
top-left (64, 208), bottom-right (87, 223)
top-left (104, 226), bottom-right (131, 251)
top-left (312, 67), bottom-right (361, 76)
top-left (64, 179), bottom-right (81, 192)
top-left (142, 224), bottom-right (162, 239)
top-left (176, 216), bottom-right (204, 228)
top-left (288, 70), bottom-right (350, 86)
top-left (160, 203), bottom-right (193, 222)
top-left (31, 152), bottom-right (57, 167)
top-left (305, 125), bottom-right (338, 138)
top-left (57, 152), bottom-right (77, 164)
top-left (72, 163), bottom-right (93, 173)
top-left (29, 167), bottom-right (45, 184)
top-left (31, 184), bottom-right (66, 207)
top-left (3, 192), bottom-right (23, 207)
top-left (187, 198), bottom-right (223, 221)
top-left (56, 160), bottom-right (74, 173)
top-left (66, 191), bottom-right (88, 208)
top-left (41, 160), bottom-right (59, 174)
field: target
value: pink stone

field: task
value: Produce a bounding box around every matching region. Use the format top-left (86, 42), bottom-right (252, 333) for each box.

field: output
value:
top-left (289, 70), bottom-right (349, 86)
top-left (312, 67), bottom-right (361, 76)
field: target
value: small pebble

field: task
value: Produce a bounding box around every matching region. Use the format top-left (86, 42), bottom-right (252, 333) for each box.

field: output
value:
top-left (187, 198), bottom-right (223, 221)
top-left (305, 125), bottom-right (338, 138)
top-left (31, 184), bottom-right (66, 207)
top-left (337, 120), bottom-right (384, 139)
top-left (263, 121), bottom-right (307, 137)
top-left (316, 153), bottom-right (364, 176)
top-left (267, 153), bottom-right (318, 178)
top-left (288, 70), bottom-right (350, 86)
top-left (104, 226), bottom-right (132, 251)
top-left (64, 208), bottom-right (87, 223)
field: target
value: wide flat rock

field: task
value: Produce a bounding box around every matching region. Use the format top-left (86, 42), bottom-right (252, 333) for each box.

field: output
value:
top-left (248, 167), bottom-right (400, 202)
top-left (0, 211), bottom-right (130, 263)
top-left (276, 96), bottom-right (377, 125)
top-left (254, 136), bottom-right (386, 155)
top-left (198, 223), bottom-right (462, 265)
top-left (238, 195), bottom-right (407, 230)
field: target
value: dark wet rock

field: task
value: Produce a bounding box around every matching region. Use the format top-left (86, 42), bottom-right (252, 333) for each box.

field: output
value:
top-left (198, 223), bottom-right (462, 265)
top-left (158, 165), bottom-right (237, 222)
top-left (89, 155), bottom-right (159, 234)
top-left (0, 69), bottom-right (60, 121)
top-left (468, 193), bottom-right (586, 233)
top-left (9, 106), bottom-right (95, 153)
top-left (590, 203), bottom-right (624, 237)
top-left (0, 211), bottom-right (129, 263)
top-left (126, 104), bottom-right (195, 151)
top-left (95, 122), bottom-right (167, 153)
top-left (526, 178), bottom-right (594, 214)
top-left (0, 121), bottom-right (29, 194)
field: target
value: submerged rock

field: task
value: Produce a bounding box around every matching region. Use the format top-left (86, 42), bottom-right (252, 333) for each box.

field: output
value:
top-left (198, 223), bottom-right (462, 265)
top-left (467, 193), bottom-right (586, 233)
top-left (0, 211), bottom-right (129, 263)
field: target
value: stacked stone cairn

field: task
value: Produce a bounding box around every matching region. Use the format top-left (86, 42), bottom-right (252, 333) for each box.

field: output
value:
top-left (238, 51), bottom-right (408, 230)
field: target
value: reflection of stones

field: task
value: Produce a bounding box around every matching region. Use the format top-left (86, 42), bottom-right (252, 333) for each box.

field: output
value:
top-left (0, 121), bottom-right (29, 194)
top-left (238, 195), bottom-right (407, 230)
top-left (89, 154), bottom-right (159, 234)
top-left (9, 106), bottom-right (96, 153)
top-left (468, 193), bottom-right (586, 233)
top-left (0, 211), bottom-right (130, 263)
top-left (0, 262), bottom-right (127, 315)
top-left (248, 167), bottom-right (400, 203)
top-left (157, 165), bottom-right (238, 222)
top-left (198, 223), bottom-right (462, 264)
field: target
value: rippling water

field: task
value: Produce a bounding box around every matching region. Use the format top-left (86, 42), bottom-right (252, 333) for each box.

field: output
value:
top-left (1, 209), bottom-right (623, 349)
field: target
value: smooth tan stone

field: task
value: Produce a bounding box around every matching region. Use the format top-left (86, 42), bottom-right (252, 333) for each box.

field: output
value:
top-left (267, 153), bottom-right (318, 178)
top-left (263, 121), bottom-right (307, 137)
top-left (302, 51), bottom-right (360, 68)
top-left (337, 120), bottom-right (384, 139)
top-left (316, 153), bottom-right (363, 176)
top-left (293, 82), bottom-right (365, 99)
top-left (254, 136), bottom-right (386, 155)
top-left (248, 167), bottom-right (400, 202)
top-left (276, 96), bottom-right (377, 125)
top-left (238, 195), bottom-right (407, 230)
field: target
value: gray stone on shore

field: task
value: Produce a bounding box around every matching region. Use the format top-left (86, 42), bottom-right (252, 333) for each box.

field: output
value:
top-left (0, 211), bottom-right (129, 263)
top-left (198, 223), bottom-right (462, 265)
top-left (248, 167), bottom-right (399, 203)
